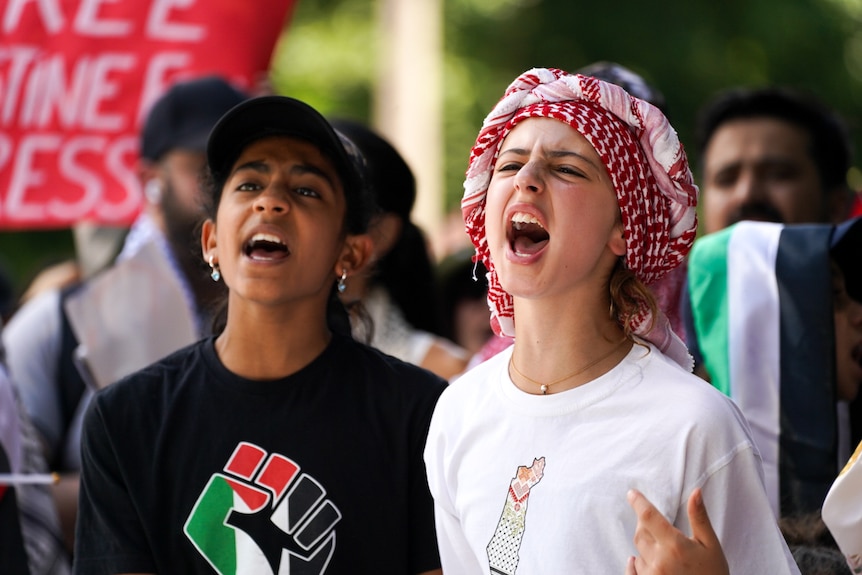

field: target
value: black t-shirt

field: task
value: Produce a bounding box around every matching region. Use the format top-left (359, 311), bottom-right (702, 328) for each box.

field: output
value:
top-left (74, 335), bottom-right (447, 575)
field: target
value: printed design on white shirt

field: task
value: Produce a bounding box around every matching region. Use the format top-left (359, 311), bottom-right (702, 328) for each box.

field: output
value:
top-left (184, 441), bottom-right (342, 575)
top-left (486, 457), bottom-right (546, 575)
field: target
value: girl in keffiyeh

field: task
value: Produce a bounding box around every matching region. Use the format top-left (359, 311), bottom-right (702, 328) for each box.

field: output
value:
top-left (422, 68), bottom-right (799, 574)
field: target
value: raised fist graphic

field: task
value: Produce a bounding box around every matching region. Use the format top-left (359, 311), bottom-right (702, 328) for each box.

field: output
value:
top-left (185, 442), bottom-right (342, 574)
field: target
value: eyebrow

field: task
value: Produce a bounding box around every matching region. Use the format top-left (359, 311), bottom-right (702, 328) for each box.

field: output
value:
top-left (231, 159), bottom-right (338, 188)
top-left (710, 156), bottom-right (800, 175)
top-left (498, 147), bottom-right (604, 171)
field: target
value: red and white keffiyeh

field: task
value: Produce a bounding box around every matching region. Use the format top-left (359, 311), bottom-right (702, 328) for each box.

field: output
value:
top-left (462, 67), bottom-right (698, 369)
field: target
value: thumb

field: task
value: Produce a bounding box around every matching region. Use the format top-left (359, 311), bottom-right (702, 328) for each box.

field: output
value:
top-left (687, 487), bottom-right (719, 546)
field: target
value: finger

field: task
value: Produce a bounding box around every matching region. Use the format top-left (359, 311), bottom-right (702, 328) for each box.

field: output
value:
top-left (625, 555), bottom-right (637, 575)
top-left (628, 489), bottom-right (675, 541)
top-left (628, 489), bottom-right (656, 548)
top-left (687, 487), bottom-right (720, 547)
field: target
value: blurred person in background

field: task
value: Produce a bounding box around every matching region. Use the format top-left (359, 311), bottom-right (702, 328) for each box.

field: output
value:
top-left (696, 86), bottom-right (855, 235)
top-left (1, 317), bottom-right (69, 574)
top-left (2, 76), bottom-right (248, 553)
top-left (331, 118), bottom-right (470, 380)
top-left (435, 248), bottom-right (493, 359)
top-left (684, 217), bottom-right (862, 517)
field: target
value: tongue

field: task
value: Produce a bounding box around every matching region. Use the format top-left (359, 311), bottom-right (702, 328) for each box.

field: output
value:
top-left (248, 247), bottom-right (288, 261)
top-left (513, 235), bottom-right (548, 255)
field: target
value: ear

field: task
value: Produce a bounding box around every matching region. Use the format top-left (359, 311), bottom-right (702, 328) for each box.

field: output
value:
top-left (334, 233), bottom-right (374, 280)
top-left (138, 161), bottom-right (163, 208)
top-left (609, 220), bottom-right (627, 257)
top-left (201, 218), bottom-right (217, 263)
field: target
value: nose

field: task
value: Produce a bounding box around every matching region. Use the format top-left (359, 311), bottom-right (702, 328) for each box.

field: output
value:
top-left (733, 171), bottom-right (766, 204)
top-left (252, 183), bottom-right (289, 214)
top-left (513, 161), bottom-right (543, 193)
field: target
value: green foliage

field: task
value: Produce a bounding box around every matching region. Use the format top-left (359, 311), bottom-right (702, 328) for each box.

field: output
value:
top-left (270, 1), bottom-right (376, 118)
top-left (273, 0), bottom-right (862, 215)
top-left (5, 0), bottom-right (861, 296)
top-left (0, 230), bottom-right (76, 303)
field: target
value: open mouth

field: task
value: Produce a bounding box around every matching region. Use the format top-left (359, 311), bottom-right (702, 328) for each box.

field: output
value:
top-left (508, 212), bottom-right (549, 256)
top-left (853, 343), bottom-right (862, 370)
top-left (243, 233), bottom-right (289, 261)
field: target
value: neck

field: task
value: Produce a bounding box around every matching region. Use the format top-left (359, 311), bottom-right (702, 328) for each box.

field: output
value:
top-left (215, 299), bottom-right (332, 380)
top-left (509, 294), bottom-right (630, 394)
top-left (509, 336), bottom-right (630, 395)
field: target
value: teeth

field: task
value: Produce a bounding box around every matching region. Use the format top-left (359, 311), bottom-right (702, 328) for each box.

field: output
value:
top-left (250, 233), bottom-right (284, 245)
top-left (511, 212), bottom-right (543, 228)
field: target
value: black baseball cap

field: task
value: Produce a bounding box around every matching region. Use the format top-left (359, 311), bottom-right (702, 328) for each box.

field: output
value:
top-left (141, 76), bottom-right (249, 161)
top-left (206, 95), bottom-right (365, 204)
top-left (329, 118), bottom-right (415, 220)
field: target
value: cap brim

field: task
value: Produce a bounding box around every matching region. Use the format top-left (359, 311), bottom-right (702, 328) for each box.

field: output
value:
top-left (206, 96), bottom-right (360, 197)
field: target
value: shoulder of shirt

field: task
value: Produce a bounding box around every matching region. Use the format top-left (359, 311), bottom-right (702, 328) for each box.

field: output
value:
top-left (640, 344), bottom-right (726, 397)
top-left (635, 343), bottom-right (750, 432)
top-left (4, 286), bottom-right (62, 333)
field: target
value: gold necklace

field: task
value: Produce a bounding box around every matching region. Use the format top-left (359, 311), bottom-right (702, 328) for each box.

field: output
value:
top-left (509, 338), bottom-right (630, 394)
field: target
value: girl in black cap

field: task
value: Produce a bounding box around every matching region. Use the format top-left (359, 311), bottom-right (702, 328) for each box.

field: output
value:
top-left (74, 96), bottom-right (445, 575)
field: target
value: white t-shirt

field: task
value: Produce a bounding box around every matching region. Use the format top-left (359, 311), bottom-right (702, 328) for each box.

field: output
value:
top-left (424, 342), bottom-right (800, 575)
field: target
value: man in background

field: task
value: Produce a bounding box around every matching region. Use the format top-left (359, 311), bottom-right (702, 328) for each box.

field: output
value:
top-left (2, 76), bottom-right (248, 553)
top-left (696, 86), bottom-right (855, 234)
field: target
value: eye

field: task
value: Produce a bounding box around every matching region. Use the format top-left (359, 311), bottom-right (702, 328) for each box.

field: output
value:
top-left (557, 165), bottom-right (586, 177)
top-left (496, 161), bottom-right (522, 173)
top-left (712, 171), bottom-right (737, 188)
top-left (236, 181), bottom-right (262, 192)
top-left (295, 186), bottom-right (321, 198)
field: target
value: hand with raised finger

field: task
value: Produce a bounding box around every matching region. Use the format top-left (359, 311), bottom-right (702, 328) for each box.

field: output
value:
top-left (625, 487), bottom-right (729, 575)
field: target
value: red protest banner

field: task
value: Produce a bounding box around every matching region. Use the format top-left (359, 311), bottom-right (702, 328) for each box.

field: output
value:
top-left (0, 0), bottom-right (297, 229)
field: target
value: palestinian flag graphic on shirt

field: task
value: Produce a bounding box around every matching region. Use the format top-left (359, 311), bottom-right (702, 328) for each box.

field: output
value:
top-left (184, 442), bottom-right (342, 574)
top-left (685, 221), bottom-right (838, 517)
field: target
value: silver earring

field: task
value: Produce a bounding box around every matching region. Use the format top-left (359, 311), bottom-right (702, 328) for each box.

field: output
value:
top-left (337, 269), bottom-right (347, 293)
top-left (209, 255), bottom-right (221, 282)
